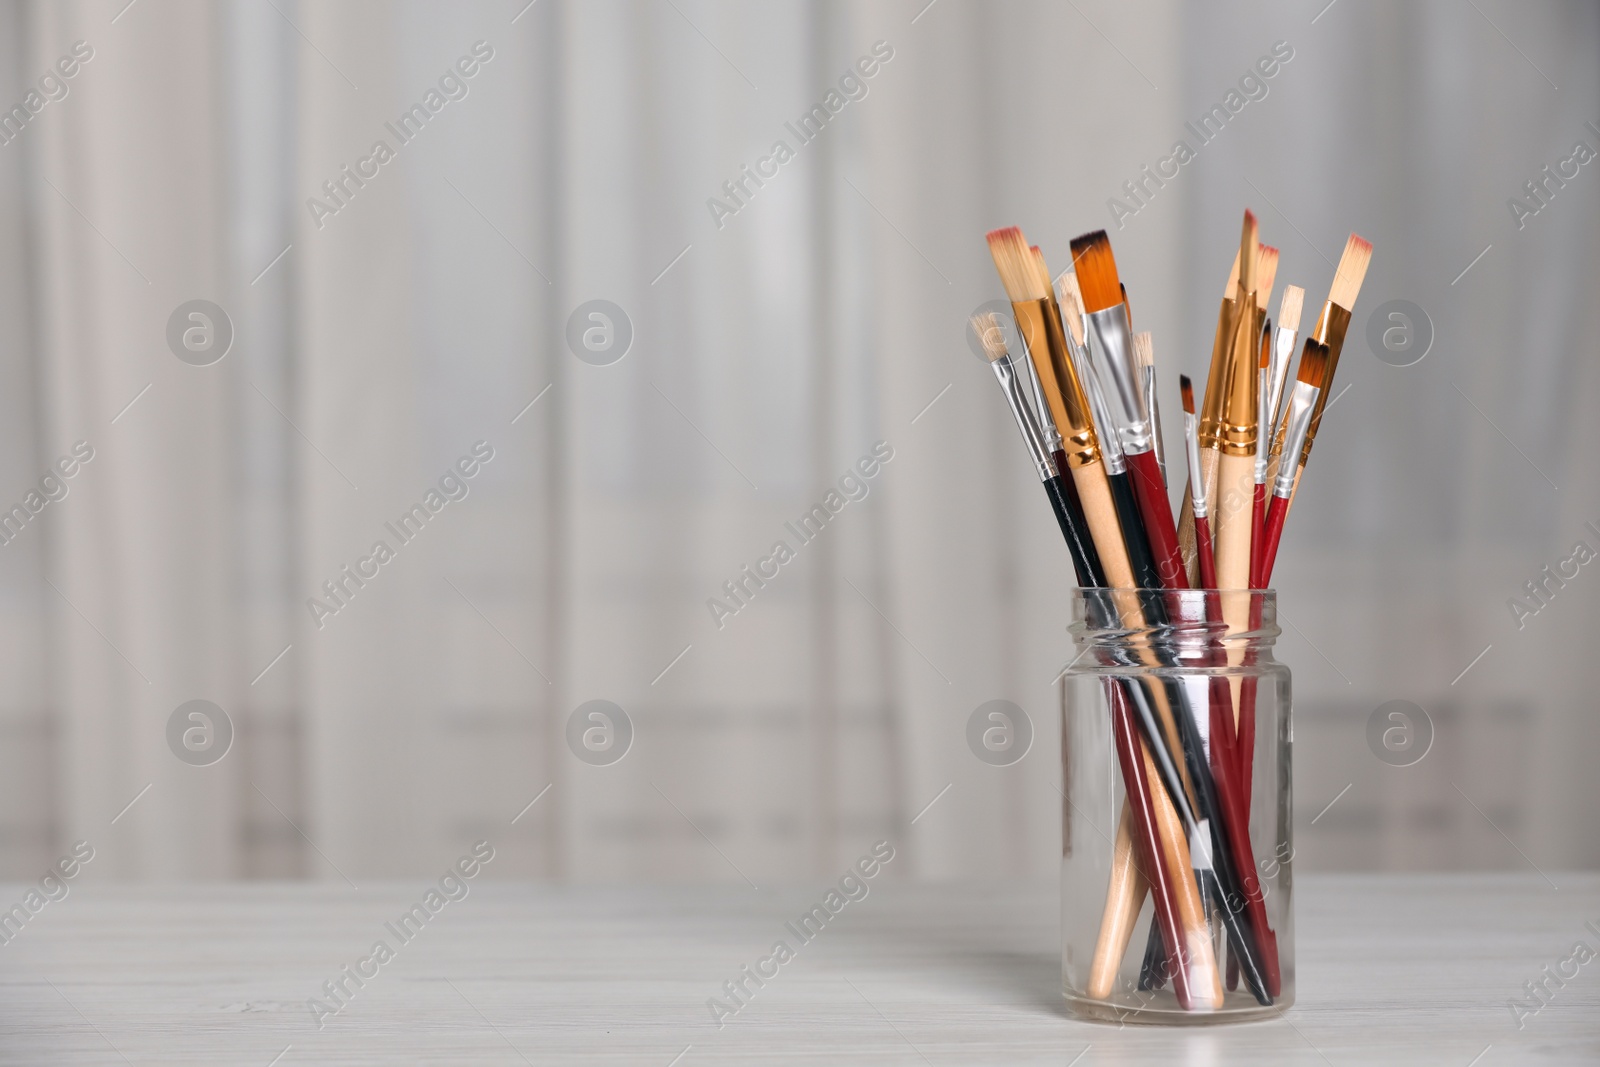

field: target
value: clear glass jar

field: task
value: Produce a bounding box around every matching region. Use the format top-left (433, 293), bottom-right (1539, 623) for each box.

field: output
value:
top-left (1060, 588), bottom-right (1292, 1024)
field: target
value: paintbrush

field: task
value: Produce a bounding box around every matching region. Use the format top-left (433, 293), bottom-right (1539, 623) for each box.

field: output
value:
top-left (1271, 235), bottom-right (1372, 502)
top-left (1069, 231), bottom-right (1186, 590)
top-left (971, 312), bottom-right (1104, 587)
top-left (1258, 342), bottom-right (1329, 583)
top-left (1180, 376), bottom-right (1218, 591)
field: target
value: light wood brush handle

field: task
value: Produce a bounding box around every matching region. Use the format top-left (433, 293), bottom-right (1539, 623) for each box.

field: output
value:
top-left (1087, 803), bottom-right (1148, 999)
top-left (1142, 741), bottom-right (1223, 1009)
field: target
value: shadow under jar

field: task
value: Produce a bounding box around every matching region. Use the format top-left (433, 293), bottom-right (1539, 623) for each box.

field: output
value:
top-left (1060, 588), bottom-right (1292, 1024)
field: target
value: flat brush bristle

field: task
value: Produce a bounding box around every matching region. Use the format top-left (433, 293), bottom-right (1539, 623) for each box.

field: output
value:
top-left (1224, 250), bottom-right (1241, 300)
top-left (1133, 331), bottom-right (1153, 370)
top-left (1068, 230), bottom-right (1122, 314)
top-left (1029, 245), bottom-right (1054, 295)
top-left (1279, 285), bottom-right (1305, 334)
top-left (1255, 245), bottom-right (1279, 310)
top-left (1055, 271), bottom-right (1086, 346)
top-left (971, 312), bottom-right (1007, 363)
top-left (986, 227), bottom-right (1046, 302)
top-left (1329, 234), bottom-right (1372, 310)
top-left (1296, 342), bottom-right (1329, 389)
top-left (1238, 210), bottom-right (1259, 293)
top-left (1180, 374), bottom-right (1195, 415)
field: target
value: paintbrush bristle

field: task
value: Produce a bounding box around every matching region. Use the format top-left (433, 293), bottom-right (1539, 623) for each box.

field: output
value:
top-left (1279, 285), bottom-right (1305, 334)
top-left (1029, 245), bottom-right (1055, 295)
top-left (1224, 250), bottom-right (1241, 300)
top-left (1255, 245), bottom-right (1279, 310)
top-left (971, 312), bottom-right (1007, 363)
top-left (1238, 210), bottom-right (1259, 294)
top-left (1180, 374), bottom-right (1195, 415)
top-left (986, 227), bottom-right (1046, 302)
top-left (1068, 230), bottom-right (1122, 314)
top-left (1055, 271), bottom-right (1087, 346)
top-left (1133, 331), bottom-right (1153, 370)
top-left (1296, 342), bottom-right (1329, 389)
top-left (1329, 234), bottom-right (1372, 310)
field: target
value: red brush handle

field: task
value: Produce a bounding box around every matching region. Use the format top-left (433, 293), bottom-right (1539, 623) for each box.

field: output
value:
top-left (1193, 514), bottom-right (1219, 592)
top-left (1110, 685), bottom-right (1193, 1010)
top-left (1204, 677), bottom-right (1281, 997)
top-left (1248, 482), bottom-right (1267, 589)
top-left (1127, 449), bottom-right (1187, 589)
top-left (1258, 494), bottom-right (1290, 587)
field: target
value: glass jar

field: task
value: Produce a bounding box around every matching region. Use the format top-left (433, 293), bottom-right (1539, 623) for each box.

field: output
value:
top-left (1060, 588), bottom-right (1292, 1024)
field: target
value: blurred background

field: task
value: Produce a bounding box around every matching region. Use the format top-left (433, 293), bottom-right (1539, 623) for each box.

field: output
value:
top-left (0, 0), bottom-right (1594, 884)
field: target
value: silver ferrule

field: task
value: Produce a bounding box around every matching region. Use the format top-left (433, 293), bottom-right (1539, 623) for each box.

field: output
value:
top-left (1273, 380), bottom-right (1318, 499)
top-left (1081, 358), bottom-right (1125, 475)
top-left (1267, 325), bottom-right (1297, 438)
top-left (1018, 335), bottom-right (1064, 455)
top-left (1084, 304), bottom-right (1151, 456)
top-left (1183, 411), bottom-right (1207, 518)
top-left (1144, 365), bottom-right (1166, 485)
top-left (991, 357), bottom-right (1056, 482)
top-left (1253, 365), bottom-right (1272, 483)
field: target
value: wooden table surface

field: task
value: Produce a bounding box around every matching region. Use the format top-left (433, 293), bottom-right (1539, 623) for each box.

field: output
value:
top-left (0, 874), bottom-right (1594, 1065)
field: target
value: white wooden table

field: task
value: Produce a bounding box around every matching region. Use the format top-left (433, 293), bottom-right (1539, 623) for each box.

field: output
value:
top-left (0, 875), bottom-right (1594, 1064)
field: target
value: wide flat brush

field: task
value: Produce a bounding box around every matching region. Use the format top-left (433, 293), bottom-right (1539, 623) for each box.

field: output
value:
top-left (1069, 231), bottom-right (1186, 590)
top-left (1271, 235), bottom-right (1371, 503)
top-left (1259, 343), bottom-right (1328, 583)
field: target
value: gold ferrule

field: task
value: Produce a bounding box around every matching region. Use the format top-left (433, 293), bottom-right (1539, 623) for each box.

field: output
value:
top-left (1010, 297), bottom-right (1101, 469)
top-left (1299, 302), bottom-right (1352, 466)
top-left (1204, 295), bottom-right (1260, 457)
top-left (1196, 296), bottom-right (1239, 451)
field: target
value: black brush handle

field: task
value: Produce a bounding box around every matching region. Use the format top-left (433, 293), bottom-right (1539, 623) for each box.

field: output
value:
top-left (1106, 469), bottom-right (1165, 594)
top-left (1044, 473), bottom-right (1105, 588)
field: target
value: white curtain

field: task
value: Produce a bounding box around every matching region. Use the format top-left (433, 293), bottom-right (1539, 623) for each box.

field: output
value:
top-left (0, 0), bottom-right (1594, 884)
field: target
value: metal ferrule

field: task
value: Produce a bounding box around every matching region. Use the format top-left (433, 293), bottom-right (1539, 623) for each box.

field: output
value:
top-left (1018, 343), bottom-right (1063, 456)
top-left (1084, 304), bottom-right (1152, 456)
top-left (1273, 381), bottom-right (1318, 499)
top-left (1081, 358), bottom-right (1125, 475)
top-left (1300, 303), bottom-right (1352, 467)
top-left (991, 355), bottom-right (1056, 482)
top-left (1197, 296), bottom-right (1240, 451)
top-left (1253, 365), bottom-right (1272, 483)
top-left (1184, 411), bottom-right (1207, 518)
top-left (1144, 365), bottom-right (1166, 484)
top-left (1205, 298), bottom-right (1260, 456)
top-left (1266, 324), bottom-right (1297, 438)
top-left (1010, 298), bottom-right (1100, 469)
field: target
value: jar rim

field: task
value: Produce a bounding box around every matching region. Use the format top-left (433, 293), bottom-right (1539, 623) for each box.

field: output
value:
top-left (1067, 587), bottom-right (1279, 648)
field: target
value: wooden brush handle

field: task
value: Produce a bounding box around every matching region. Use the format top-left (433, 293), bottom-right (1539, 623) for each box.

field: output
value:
top-left (1248, 482), bottom-right (1267, 589)
top-left (1127, 450), bottom-right (1187, 589)
top-left (1068, 459), bottom-right (1136, 590)
top-left (1142, 739), bottom-right (1222, 1008)
top-left (1110, 686), bottom-right (1193, 1010)
top-left (1087, 802), bottom-right (1148, 999)
top-left (1194, 514), bottom-right (1219, 591)
top-left (1259, 494), bottom-right (1289, 587)
top-left (1213, 451), bottom-right (1256, 593)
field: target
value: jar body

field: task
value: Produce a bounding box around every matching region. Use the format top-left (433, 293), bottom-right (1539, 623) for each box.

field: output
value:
top-left (1060, 589), bottom-right (1292, 1024)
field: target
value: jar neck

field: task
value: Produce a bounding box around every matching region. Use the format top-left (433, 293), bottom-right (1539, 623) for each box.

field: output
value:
top-left (1068, 588), bottom-right (1278, 660)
